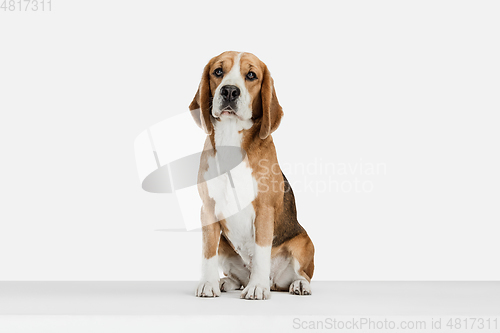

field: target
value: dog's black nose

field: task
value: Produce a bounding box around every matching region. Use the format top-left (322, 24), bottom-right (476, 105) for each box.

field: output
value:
top-left (220, 85), bottom-right (240, 102)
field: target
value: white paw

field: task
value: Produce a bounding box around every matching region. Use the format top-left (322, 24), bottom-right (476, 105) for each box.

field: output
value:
top-left (219, 277), bottom-right (241, 292)
top-left (241, 282), bottom-right (270, 300)
top-left (195, 280), bottom-right (221, 297)
top-left (289, 279), bottom-right (311, 295)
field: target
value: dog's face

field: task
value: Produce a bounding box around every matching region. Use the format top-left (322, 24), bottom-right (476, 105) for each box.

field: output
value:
top-left (190, 51), bottom-right (283, 140)
top-left (209, 51), bottom-right (262, 121)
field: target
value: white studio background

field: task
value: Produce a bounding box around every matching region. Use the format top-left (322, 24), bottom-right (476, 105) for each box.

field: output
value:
top-left (0, 0), bottom-right (499, 281)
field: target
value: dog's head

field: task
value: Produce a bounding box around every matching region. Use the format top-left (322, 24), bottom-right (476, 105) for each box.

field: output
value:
top-left (190, 51), bottom-right (283, 139)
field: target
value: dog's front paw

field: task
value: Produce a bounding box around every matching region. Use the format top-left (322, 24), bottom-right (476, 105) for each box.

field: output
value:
top-left (289, 279), bottom-right (311, 295)
top-left (240, 282), bottom-right (270, 300)
top-left (195, 280), bottom-right (221, 297)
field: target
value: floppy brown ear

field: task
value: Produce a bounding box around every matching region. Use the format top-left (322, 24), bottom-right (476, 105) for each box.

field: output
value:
top-left (259, 66), bottom-right (283, 140)
top-left (189, 62), bottom-right (213, 135)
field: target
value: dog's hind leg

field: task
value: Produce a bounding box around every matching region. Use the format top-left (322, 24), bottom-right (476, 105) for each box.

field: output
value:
top-left (271, 233), bottom-right (315, 295)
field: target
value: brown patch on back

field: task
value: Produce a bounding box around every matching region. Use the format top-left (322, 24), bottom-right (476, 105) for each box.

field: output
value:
top-left (273, 172), bottom-right (306, 247)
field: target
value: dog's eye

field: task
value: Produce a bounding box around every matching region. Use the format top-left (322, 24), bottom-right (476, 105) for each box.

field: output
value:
top-left (246, 71), bottom-right (257, 81)
top-left (213, 68), bottom-right (224, 78)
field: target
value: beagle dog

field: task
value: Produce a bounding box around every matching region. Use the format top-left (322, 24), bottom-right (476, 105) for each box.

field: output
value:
top-left (190, 51), bottom-right (314, 300)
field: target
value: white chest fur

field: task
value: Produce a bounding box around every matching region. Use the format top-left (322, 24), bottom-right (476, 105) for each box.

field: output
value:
top-left (203, 118), bottom-right (257, 264)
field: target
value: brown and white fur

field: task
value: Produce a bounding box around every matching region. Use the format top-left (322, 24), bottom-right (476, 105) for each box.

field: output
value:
top-left (190, 51), bottom-right (314, 300)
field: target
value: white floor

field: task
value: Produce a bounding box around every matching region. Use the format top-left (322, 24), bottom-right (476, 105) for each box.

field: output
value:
top-left (1, 281), bottom-right (499, 332)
